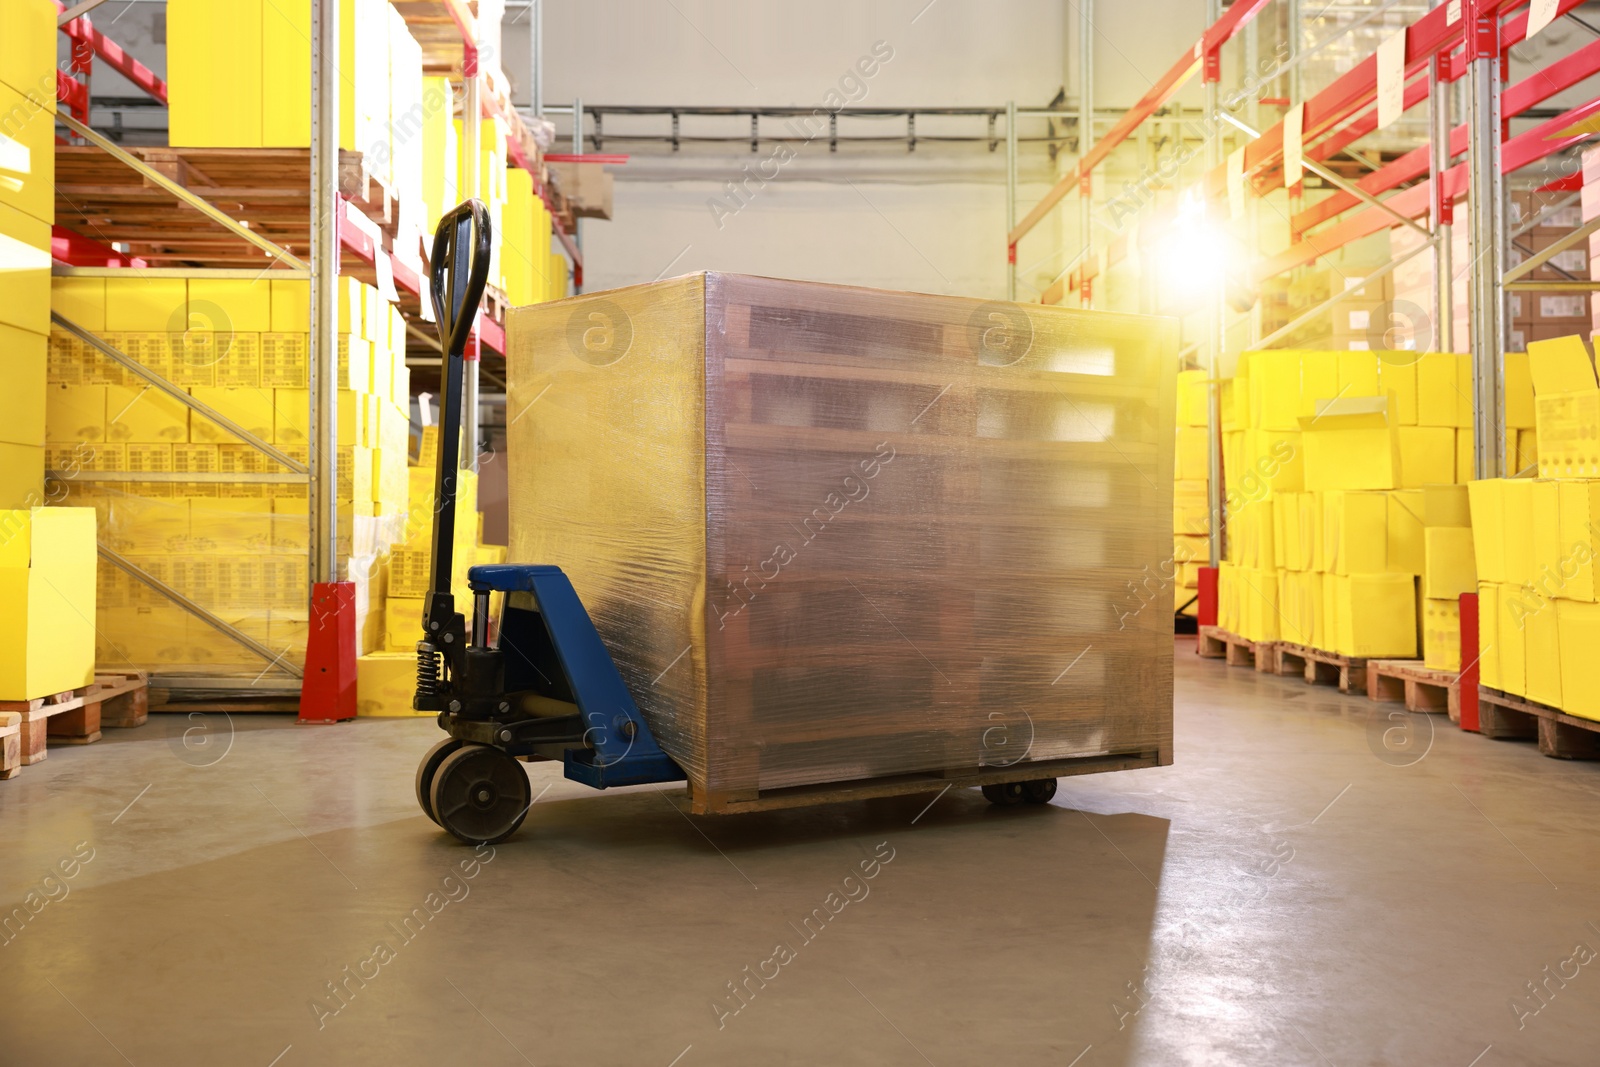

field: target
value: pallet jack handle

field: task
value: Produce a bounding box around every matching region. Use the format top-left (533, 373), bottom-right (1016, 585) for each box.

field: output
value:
top-left (422, 199), bottom-right (493, 642)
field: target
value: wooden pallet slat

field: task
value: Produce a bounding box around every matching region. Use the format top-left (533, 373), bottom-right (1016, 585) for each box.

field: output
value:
top-left (0, 672), bottom-right (151, 769)
top-left (1365, 659), bottom-right (1459, 716)
top-left (1274, 641), bottom-right (1367, 694)
top-left (1196, 625), bottom-right (1275, 670)
top-left (1478, 687), bottom-right (1600, 759)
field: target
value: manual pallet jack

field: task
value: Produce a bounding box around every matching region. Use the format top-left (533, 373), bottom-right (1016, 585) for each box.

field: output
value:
top-left (412, 201), bottom-right (1059, 844)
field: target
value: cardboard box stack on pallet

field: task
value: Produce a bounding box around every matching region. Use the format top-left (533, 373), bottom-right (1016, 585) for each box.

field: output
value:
top-left (1216, 348), bottom-right (1533, 659)
top-left (1510, 190), bottom-right (1590, 348)
top-left (1468, 334), bottom-right (1600, 721)
top-left (0, 0), bottom-right (99, 702)
top-left (506, 273), bottom-right (1177, 807)
top-left (1173, 369), bottom-right (1211, 617)
top-left (47, 275), bottom-right (413, 674)
top-left (1391, 224), bottom-right (1471, 352)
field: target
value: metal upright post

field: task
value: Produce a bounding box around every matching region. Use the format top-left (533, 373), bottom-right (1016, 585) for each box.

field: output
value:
top-left (309, 0), bottom-right (338, 585)
top-left (1078, 0), bottom-right (1093, 310)
top-left (1203, 0), bottom-right (1224, 571)
top-left (1005, 99), bottom-right (1017, 301)
top-left (462, 38), bottom-right (482, 474)
top-left (1466, 0), bottom-right (1504, 478)
top-left (573, 96), bottom-right (584, 293)
top-left (532, 0), bottom-right (543, 117)
top-left (1429, 51), bottom-right (1453, 353)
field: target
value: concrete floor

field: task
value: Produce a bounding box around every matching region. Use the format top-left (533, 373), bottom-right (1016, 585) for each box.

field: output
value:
top-left (3, 641), bottom-right (1599, 1066)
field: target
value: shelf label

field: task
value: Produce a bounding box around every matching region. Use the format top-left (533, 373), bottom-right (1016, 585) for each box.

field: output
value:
top-left (1377, 29), bottom-right (1407, 131)
top-left (375, 250), bottom-right (400, 304)
top-left (1285, 103), bottom-right (1304, 188)
top-left (1447, 0), bottom-right (1460, 23)
top-left (1528, 0), bottom-right (1558, 39)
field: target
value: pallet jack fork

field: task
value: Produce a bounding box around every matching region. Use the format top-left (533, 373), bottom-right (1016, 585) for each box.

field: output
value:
top-left (411, 200), bottom-right (683, 845)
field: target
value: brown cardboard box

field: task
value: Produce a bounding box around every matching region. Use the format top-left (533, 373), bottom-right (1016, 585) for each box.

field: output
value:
top-left (547, 161), bottom-right (614, 220)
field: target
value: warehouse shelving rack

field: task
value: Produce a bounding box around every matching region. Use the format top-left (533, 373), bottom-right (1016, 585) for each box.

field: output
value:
top-left (1004, 0), bottom-right (1600, 573)
top-left (46, 0), bottom-right (575, 699)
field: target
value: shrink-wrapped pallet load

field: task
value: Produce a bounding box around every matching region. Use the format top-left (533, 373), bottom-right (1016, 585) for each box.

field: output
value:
top-left (506, 273), bottom-right (1175, 809)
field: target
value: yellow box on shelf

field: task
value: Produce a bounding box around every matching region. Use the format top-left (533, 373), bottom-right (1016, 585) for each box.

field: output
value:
top-left (1415, 353), bottom-right (1459, 428)
top-left (1175, 426), bottom-right (1208, 481)
top-left (1424, 483), bottom-right (1471, 527)
top-left (189, 387), bottom-right (275, 444)
top-left (1505, 351), bottom-right (1535, 430)
top-left (0, 200), bottom-right (50, 336)
top-left (1477, 582), bottom-right (1501, 690)
top-left (1528, 334), bottom-right (1600, 479)
top-left (0, 0), bottom-right (56, 110)
top-left (1397, 426), bottom-right (1455, 487)
top-left (383, 595), bottom-right (423, 651)
top-left (105, 277), bottom-right (186, 333)
top-left (1422, 597), bottom-right (1460, 672)
top-left (0, 78), bottom-right (56, 227)
top-left (50, 277), bottom-right (105, 331)
top-left (1, 323), bottom-right (46, 448)
top-left (1387, 490), bottom-right (1425, 575)
top-left (1300, 396), bottom-right (1399, 491)
top-left (0, 507), bottom-right (96, 700)
top-left (105, 383), bottom-right (189, 444)
top-left (1176, 369), bottom-right (1209, 426)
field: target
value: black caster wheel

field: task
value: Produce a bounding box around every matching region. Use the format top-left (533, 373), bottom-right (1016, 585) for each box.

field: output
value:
top-left (982, 782), bottom-right (1027, 807)
top-left (1020, 779), bottom-right (1057, 805)
top-left (416, 737), bottom-right (464, 825)
top-left (429, 744), bottom-right (533, 845)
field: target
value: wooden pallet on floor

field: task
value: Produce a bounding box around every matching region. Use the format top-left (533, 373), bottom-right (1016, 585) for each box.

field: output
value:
top-left (1196, 626), bottom-right (1274, 669)
top-left (1478, 687), bottom-right (1600, 759)
top-left (0, 672), bottom-right (152, 768)
top-left (0, 712), bottom-right (19, 780)
top-left (1273, 642), bottom-right (1368, 694)
top-left (1366, 660), bottom-right (1458, 716)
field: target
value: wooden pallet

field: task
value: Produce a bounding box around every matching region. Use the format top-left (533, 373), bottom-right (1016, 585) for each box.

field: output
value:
top-left (1478, 687), bottom-right (1600, 759)
top-left (686, 749), bottom-right (1165, 815)
top-left (1197, 625), bottom-right (1275, 670)
top-left (0, 672), bottom-right (150, 767)
top-left (1366, 660), bottom-right (1458, 716)
top-left (0, 712), bottom-right (19, 780)
top-left (1273, 642), bottom-right (1368, 694)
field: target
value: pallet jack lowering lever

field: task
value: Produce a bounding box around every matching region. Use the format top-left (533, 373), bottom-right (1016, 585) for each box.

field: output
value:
top-left (414, 199), bottom-right (493, 714)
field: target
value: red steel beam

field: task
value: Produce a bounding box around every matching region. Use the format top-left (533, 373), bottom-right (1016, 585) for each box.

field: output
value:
top-left (1007, 0), bottom-right (1275, 246)
top-left (58, 11), bottom-right (167, 105)
top-left (1254, 93), bottom-right (1600, 280)
top-left (1291, 34), bottom-right (1600, 234)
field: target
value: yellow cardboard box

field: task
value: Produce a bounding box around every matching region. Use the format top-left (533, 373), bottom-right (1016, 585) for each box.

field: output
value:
top-left (0, 507), bottom-right (97, 699)
top-left (1423, 527), bottom-right (1476, 599)
top-left (1377, 353), bottom-right (1418, 425)
top-left (1423, 597), bottom-right (1460, 672)
top-left (1557, 600), bottom-right (1600, 721)
top-left (356, 652), bottom-right (430, 716)
top-left (1477, 582), bottom-right (1501, 690)
top-left (105, 277), bottom-right (187, 332)
top-left (1501, 479), bottom-right (1535, 587)
top-left (0, 78), bottom-right (55, 226)
top-left (105, 383), bottom-right (189, 443)
top-left (50, 277), bottom-right (106, 332)
top-left (1557, 480), bottom-right (1600, 602)
top-left (1524, 596), bottom-right (1562, 710)
top-left (1338, 350), bottom-right (1380, 398)
top-left (1332, 573), bottom-right (1417, 658)
top-left (1, 323), bottom-right (46, 448)
top-left (1387, 490), bottom-right (1425, 574)
top-left (1466, 479), bottom-right (1505, 582)
top-left (0, 200), bottom-right (50, 335)
top-left (1505, 351), bottom-right (1535, 430)
top-left (1528, 334), bottom-right (1600, 479)
top-left (189, 387), bottom-right (275, 444)
top-left (1424, 483), bottom-right (1471, 527)
top-left (1498, 584), bottom-right (1530, 696)
top-left (1416, 353), bottom-right (1459, 427)
top-left (0, 0), bottom-right (56, 109)
top-left (1177, 369), bottom-right (1209, 426)
top-left (1323, 491), bottom-right (1387, 575)
top-left (1398, 426), bottom-right (1455, 488)
top-left (1300, 396), bottom-right (1399, 491)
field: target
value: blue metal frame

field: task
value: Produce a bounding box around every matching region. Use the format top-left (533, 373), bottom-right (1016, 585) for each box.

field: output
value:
top-left (468, 564), bottom-right (685, 788)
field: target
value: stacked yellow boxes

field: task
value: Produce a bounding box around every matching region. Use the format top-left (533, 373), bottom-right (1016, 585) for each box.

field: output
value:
top-left (46, 275), bottom-right (415, 673)
top-left (1216, 348), bottom-right (1518, 657)
top-left (1468, 335), bottom-right (1600, 721)
top-left (1173, 369), bottom-right (1211, 617)
top-left (0, 0), bottom-right (58, 508)
top-left (0, 509), bottom-right (98, 699)
top-left (502, 168), bottom-right (561, 308)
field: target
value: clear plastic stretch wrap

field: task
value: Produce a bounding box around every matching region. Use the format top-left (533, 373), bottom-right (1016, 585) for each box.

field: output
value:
top-left (506, 273), bottom-right (1176, 804)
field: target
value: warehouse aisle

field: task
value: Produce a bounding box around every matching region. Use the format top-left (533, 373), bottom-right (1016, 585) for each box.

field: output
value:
top-left (2, 642), bottom-right (1598, 1066)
